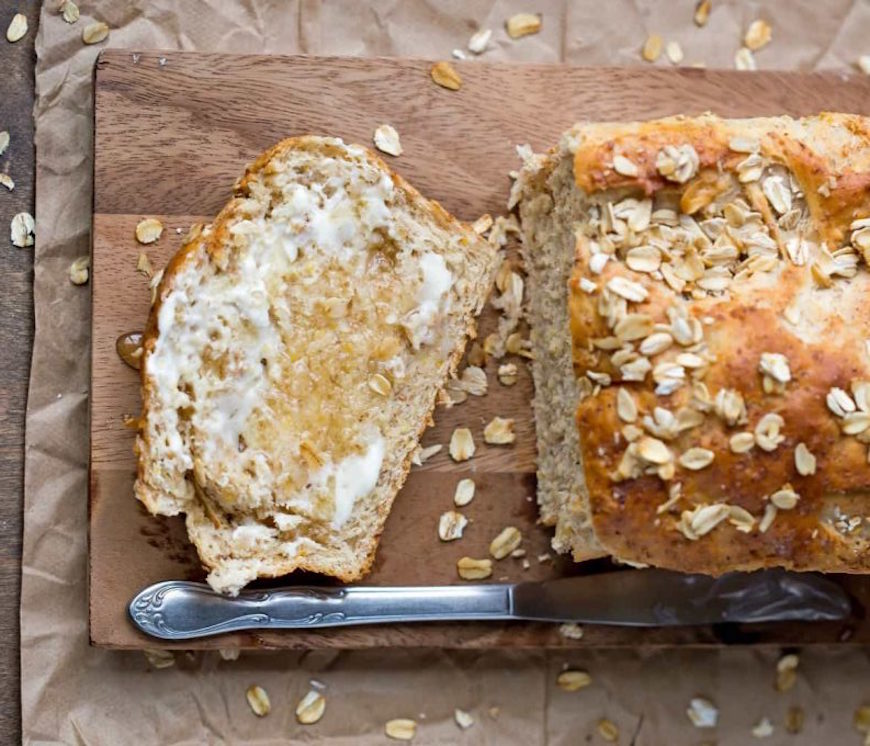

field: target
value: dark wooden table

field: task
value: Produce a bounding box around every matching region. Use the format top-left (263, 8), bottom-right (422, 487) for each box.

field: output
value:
top-left (0, 1), bottom-right (39, 737)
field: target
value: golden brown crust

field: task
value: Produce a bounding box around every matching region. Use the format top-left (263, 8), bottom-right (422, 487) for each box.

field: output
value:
top-left (567, 114), bottom-right (870, 574)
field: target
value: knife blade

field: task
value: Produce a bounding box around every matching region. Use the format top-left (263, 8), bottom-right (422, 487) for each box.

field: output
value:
top-left (129, 569), bottom-right (851, 641)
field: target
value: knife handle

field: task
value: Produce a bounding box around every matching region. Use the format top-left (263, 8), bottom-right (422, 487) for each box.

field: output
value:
top-left (130, 581), bottom-right (514, 640)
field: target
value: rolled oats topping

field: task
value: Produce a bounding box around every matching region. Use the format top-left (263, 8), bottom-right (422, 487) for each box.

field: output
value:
top-left (754, 413), bottom-right (785, 452)
top-left (679, 447), bottom-right (714, 470)
top-left (729, 431), bottom-right (755, 453)
top-left (606, 276), bottom-right (648, 302)
top-left (827, 387), bottom-right (856, 417)
top-left (655, 144), bottom-right (699, 183)
top-left (794, 442), bottom-right (816, 475)
top-left (616, 387), bottom-right (638, 423)
top-left (759, 352), bottom-right (791, 384)
top-left (769, 483), bottom-right (799, 510)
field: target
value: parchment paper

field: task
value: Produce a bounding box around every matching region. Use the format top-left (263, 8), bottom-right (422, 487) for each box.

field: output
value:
top-left (23, 1), bottom-right (870, 743)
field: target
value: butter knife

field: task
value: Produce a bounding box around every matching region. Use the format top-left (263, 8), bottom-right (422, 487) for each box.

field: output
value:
top-left (129, 569), bottom-right (851, 640)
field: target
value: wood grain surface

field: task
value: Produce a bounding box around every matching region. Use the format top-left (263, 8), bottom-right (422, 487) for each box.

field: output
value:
top-left (0, 1), bottom-right (39, 736)
top-left (91, 50), bottom-right (870, 650)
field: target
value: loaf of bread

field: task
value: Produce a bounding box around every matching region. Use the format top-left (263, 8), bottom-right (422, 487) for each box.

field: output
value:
top-left (518, 114), bottom-right (870, 573)
top-left (135, 136), bottom-right (499, 594)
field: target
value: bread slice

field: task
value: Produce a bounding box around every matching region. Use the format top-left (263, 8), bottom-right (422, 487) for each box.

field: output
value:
top-left (518, 113), bottom-right (870, 574)
top-left (515, 143), bottom-right (606, 560)
top-left (135, 136), bottom-right (499, 594)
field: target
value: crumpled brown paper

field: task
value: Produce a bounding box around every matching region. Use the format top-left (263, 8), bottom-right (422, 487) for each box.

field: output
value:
top-left (23, 0), bottom-right (870, 743)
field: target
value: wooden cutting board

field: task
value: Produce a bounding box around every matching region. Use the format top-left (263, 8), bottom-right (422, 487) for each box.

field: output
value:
top-left (90, 50), bottom-right (870, 650)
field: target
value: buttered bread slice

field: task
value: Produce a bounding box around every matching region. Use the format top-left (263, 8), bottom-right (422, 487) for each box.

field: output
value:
top-left (135, 136), bottom-right (498, 594)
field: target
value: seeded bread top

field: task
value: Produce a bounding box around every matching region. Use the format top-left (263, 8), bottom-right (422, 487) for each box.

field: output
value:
top-left (564, 113), bottom-right (870, 573)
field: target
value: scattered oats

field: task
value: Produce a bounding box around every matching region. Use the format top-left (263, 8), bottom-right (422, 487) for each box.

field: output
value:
top-left (735, 47), bottom-right (757, 71)
top-left (69, 255), bottom-right (90, 285)
top-left (10, 212), bottom-right (34, 248)
top-left (687, 697), bottom-right (719, 728)
top-left (559, 623), bottom-right (584, 640)
top-left (827, 386), bottom-right (856, 417)
top-left (759, 503), bottom-right (777, 533)
top-left (617, 388), bottom-right (638, 423)
top-left (642, 33), bottom-right (663, 62)
top-left (775, 653), bottom-right (799, 692)
top-left (754, 413), bottom-right (785, 452)
top-left (449, 428), bottom-right (476, 461)
top-left (61, 1), bottom-right (80, 23)
top-left (613, 154), bottom-right (639, 177)
top-left (489, 526), bottom-right (522, 559)
top-left (472, 213), bottom-right (493, 235)
top-left (0, 131), bottom-right (8, 157)
top-left (246, 685), bottom-right (271, 717)
top-left (415, 444), bottom-right (442, 465)
top-left (455, 708), bottom-right (474, 730)
top-left (607, 276), bottom-right (648, 302)
top-left (452, 49), bottom-right (467, 60)
top-left (484, 416), bottom-right (516, 445)
top-left (729, 431), bottom-right (755, 453)
top-left (751, 717), bottom-right (774, 738)
top-left (0, 173), bottom-right (14, 191)
top-left (597, 719), bottom-right (619, 742)
top-left (693, 0), bottom-right (711, 26)
top-left (295, 690), bottom-right (326, 725)
top-left (373, 124), bottom-right (402, 157)
top-left (6, 13), bottom-right (27, 43)
top-left (498, 363), bottom-right (518, 386)
top-left (859, 56), bottom-right (870, 75)
top-left (759, 352), bottom-right (791, 384)
top-left (219, 647), bottom-right (240, 661)
top-left (457, 556), bottom-right (493, 580)
top-left (430, 61), bottom-right (462, 90)
top-left (666, 41), bottom-right (684, 65)
top-left (506, 12), bottom-right (541, 39)
top-left (439, 510), bottom-right (468, 541)
top-left (385, 718), bottom-right (417, 741)
top-left (454, 478), bottom-right (475, 507)
top-left (468, 27), bottom-right (492, 54)
top-left (522, 558), bottom-right (531, 570)
top-left (770, 484), bottom-right (799, 510)
top-left (143, 648), bottom-right (175, 669)
top-left (537, 552), bottom-right (551, 563)
top-left (510, 548), bottom-right (526, 558)
top-left (785, 705), bottom-right (804, 734)
top-left (744, 19), bottom-right (772, 51)
top-left (135, 217), bottom-right (164, 244)
top-left (556, 670), bottom-right (592, 691)
top-left (82, 20), bottom-right (109, 45)
top-left (460, 365), bottom-right (488, 396)
top-left (369, 373), bottom-right (392, 397)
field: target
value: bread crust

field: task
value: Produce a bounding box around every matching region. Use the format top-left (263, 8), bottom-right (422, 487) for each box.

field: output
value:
top-left (135, 136), bottom-right (498, 589)
top-left (566, 114), bottom-right (870, 574)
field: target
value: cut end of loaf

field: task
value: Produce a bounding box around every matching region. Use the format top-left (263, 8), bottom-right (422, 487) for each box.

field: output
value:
top-left (135, 136), bottom-right (499, 594)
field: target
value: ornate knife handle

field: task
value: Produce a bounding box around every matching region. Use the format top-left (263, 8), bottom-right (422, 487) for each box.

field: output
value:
top-left (130, 581), bottom-right (514, 640)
